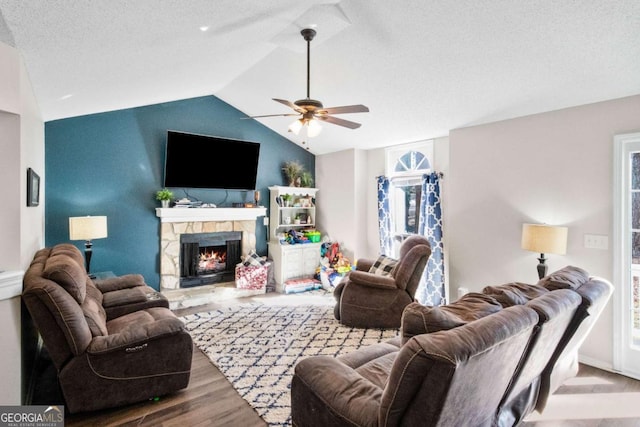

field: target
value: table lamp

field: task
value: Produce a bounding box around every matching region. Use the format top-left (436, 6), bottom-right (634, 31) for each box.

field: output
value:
top-left (69, 215), bottom-right (108, 276)
top-left (521, 223), bottom-right (568, 280)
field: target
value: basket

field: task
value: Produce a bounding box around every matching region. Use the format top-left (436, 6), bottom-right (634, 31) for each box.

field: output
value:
top-left (304, 231), bottom-right (321, 243)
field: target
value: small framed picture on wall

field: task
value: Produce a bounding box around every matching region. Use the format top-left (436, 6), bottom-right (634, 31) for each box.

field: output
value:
top-left (27, 167), bottom-right (40, 207)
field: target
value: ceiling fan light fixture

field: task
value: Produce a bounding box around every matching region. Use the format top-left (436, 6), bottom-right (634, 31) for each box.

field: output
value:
top-left (288, 118), bottom-right (304, 135)
top-left (247, 28), bottom-right (368, 135)
top-left (307, 119), bottom-right (322, 138)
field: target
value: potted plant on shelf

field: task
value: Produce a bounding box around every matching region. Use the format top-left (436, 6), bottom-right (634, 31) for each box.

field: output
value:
top-left (300, 171), bottom-right (314, 188)
top-left (156, 188), bottom-right (173, 208)
top-left (281, 194), bottom-right (292, 207)
top-left (282, 161), bottom-right (304, 187)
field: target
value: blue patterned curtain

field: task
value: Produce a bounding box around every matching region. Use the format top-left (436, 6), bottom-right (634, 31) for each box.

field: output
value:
top-left (416, 172), bottom-right (445, 305)
top-left (376, 176), bottom-right (393, 255)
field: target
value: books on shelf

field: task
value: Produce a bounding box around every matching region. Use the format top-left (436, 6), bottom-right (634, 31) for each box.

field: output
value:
top-left (173, 200), bottom-right (203, 208)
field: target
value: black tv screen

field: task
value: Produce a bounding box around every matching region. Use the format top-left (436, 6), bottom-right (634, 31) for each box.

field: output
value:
top-left (163, 131), bottom-right (260, 190)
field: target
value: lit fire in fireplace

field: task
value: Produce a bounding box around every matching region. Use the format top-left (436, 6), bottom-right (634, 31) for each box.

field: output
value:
top-left (198, 248), bottom-right (227, 273)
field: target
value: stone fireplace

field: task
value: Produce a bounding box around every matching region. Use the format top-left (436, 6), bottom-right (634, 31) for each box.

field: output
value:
top-left (156, 207), bottom-right (267, 293)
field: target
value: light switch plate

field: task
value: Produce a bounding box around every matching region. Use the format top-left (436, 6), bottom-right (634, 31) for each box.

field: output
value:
top-left (584, 234), bottom-right (608, 250)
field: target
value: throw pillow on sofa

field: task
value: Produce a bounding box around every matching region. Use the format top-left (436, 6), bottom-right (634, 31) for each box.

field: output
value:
top-left (368, 255), bottom-right (398, 277)
top-left (401, 293), bottom-right (502, 343)
top-left (482, 282), bottom-right (549, 307)
top-left (537, 265), bottom-right (589, 290)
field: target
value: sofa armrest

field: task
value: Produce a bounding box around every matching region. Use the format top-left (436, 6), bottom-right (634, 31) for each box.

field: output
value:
top-left (87, 317), bottom-right (185, 354)
top-left (293, 356), bottom-right (382, 426)
top-left (101, 287), bottom-right (149, 308)
top-left (349, 270), bottom-right (398, 290)
top-left (94, 274), bottom-right (146, 292)
top-left (355, 259), bottom-right (375, 272)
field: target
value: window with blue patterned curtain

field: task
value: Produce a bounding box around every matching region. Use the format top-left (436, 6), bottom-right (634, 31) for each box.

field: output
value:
top-left (380, 141), bottom-right (446, 305)
top-left (417, 172), bottom-right (445, 305)
top-left (376, 176), bottom-right (393, 256)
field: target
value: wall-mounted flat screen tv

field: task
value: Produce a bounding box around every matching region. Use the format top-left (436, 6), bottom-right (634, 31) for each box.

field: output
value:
top-left (163, 131), bottom-right (260, 190)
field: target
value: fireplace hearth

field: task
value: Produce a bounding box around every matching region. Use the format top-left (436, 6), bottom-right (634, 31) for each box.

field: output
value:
top-left (179, 231), bottom-right (241, 288)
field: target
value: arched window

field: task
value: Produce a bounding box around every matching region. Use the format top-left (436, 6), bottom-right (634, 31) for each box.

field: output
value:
top-left (384, 141), bottom-right (434, 256)
top-left (394, 150), bottom-right (431, 174)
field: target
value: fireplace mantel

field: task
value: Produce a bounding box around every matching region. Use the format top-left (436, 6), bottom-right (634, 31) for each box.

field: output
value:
top-left (156, 207), bottom-right (267, 223)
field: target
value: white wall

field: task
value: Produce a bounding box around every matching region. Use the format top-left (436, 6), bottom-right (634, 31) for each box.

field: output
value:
top-left (0, 41), bottom-right (44, 270)
top-left (0, 112), bottom-right (21, 268)
top-left (447, 95), bottom-right (640, 368)
top-left (0, 42), bottom-right (19, 114)
top-left (0, 40), bottom-right (44, 405)
top-left (0, 42), bottom-right (22, 269)
top-left (316, 149), bottom-right (359, 261)
top-left (19, 56), bottom-right (45, 269)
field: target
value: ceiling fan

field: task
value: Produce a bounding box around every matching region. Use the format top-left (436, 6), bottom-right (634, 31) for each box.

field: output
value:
top-left (248, 28), bottom-right (369, 138)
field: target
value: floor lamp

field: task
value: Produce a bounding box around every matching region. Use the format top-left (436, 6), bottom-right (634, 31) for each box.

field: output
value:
top-left (521, 223), bottom-right (568, 280)
top-left (69, 215), bottom-right (108, 277)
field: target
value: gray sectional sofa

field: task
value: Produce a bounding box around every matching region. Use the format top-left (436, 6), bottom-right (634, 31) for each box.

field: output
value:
top-left (291, 266), bottom-right (613, 426)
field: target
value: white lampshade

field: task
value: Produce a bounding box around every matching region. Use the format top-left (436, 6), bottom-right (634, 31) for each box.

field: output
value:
top-left (288, 118), bottom-right (322, 137)
top-left (521, 223), bottom-right (568, 255)
top-left (306, 119), bottom-right (322, 137)
top-left (288, 119), bottom-right (304, 135)
top-left (69, 216), bottom-right (108, 241)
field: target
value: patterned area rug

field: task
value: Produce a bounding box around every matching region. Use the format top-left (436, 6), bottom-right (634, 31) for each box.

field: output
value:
top-left (180, 296), bottom-right (398, 426)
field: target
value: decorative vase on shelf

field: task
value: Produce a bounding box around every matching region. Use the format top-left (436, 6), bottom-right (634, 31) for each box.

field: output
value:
top-left (161, 200), bottom-right (170, 208)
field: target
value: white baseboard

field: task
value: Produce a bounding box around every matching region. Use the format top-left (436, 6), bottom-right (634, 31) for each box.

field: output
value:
top-left (578, 354), bottom-right (613, 372)
top-left (579, 354), bottom-right (640, 381)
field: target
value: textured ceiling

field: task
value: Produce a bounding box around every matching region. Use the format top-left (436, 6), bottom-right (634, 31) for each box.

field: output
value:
top-left (1, 0), bottom-right (639, 155)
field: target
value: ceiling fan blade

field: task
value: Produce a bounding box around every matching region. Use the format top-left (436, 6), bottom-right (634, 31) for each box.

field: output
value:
top-left (317, 115), bottom-right (362, 129)
top-left (318, 104), bottom-right (369, 115)
top-left (242, 113), bottom-right (300, 119)
top-left (273, 98), bottom-right (307, 113)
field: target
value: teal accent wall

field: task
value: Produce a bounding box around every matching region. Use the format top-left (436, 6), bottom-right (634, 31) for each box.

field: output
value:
top-left (45, 95), bottom-right (314, 289)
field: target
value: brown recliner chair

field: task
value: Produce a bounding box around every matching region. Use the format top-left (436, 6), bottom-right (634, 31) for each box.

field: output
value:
top-left (22, 244), bottom-right (193, 413)
top-left (292, 305), bottom-right (540, 427)
top-left (333, 235), bottom-right (431, 328)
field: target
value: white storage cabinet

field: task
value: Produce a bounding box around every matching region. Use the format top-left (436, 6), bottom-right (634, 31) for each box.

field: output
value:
top-left (268, 186), bottom-right (321, 292)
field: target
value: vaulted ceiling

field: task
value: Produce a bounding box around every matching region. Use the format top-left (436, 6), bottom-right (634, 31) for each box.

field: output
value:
top-left (1, 1), bottom-right (639, 155)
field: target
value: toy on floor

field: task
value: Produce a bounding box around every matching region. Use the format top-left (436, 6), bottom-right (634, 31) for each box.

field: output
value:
top-left (317, 241), bottom-right (353, 289)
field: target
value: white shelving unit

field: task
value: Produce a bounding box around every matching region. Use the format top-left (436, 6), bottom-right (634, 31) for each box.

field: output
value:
top-left (268, 186), bottom-right (318, 240)
top-left (267, 186), bottom-right (321, 292)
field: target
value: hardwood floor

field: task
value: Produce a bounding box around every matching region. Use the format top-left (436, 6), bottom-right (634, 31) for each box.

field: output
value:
top-left (523, 364), bottom-right (640, 427)
top-left (30, 294), bottom-right (640, 426)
